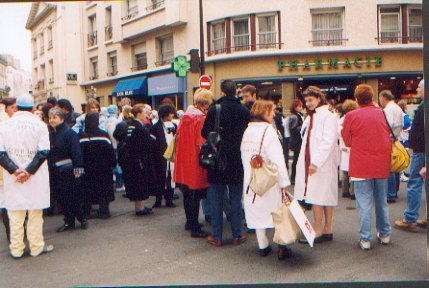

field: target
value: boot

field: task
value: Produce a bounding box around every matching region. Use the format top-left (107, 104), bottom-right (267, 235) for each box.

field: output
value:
top-left (99, 199), bottom-right (111, 219)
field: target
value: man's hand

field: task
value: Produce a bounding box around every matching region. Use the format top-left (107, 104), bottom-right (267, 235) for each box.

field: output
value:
top-left (420, 167), bottom-right (426, 180)
top-left (309, 164), bottom-right (318, 176)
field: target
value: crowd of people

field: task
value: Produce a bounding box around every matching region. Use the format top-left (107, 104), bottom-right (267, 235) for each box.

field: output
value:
top-left (0, 78), bottom-right (425, 260)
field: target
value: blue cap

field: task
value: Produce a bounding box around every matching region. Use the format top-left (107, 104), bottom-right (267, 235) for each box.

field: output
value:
top-left (16, 94), bottom-right (34, 109)
top-left (418, 79), bottom-right (424, 88)
top-left (107, 105), bottom-right (118, 116)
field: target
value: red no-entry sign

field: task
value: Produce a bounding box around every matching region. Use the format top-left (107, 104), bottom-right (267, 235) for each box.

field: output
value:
top-left (199, 75), bottom-right (212, 90)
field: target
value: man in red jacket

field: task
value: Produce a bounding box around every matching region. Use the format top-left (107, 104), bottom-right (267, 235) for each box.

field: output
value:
top-left (341, 84), bottom-right (392, 251)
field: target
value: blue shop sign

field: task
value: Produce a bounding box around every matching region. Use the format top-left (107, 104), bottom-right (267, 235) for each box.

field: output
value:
top-left (148, 73), bottom-right (185, 96)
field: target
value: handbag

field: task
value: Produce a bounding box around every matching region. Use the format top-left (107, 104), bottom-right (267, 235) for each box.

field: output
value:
top-left (382, 111), bottom-right (410, 173)
top-left (272, 191), bottom-right (301, 245)
top-left (246, 126), bottom-right (279, 203)
top-left (163, 134), bottom-right (177, 162)
top-left (199, 104), bottom-right (227, 174)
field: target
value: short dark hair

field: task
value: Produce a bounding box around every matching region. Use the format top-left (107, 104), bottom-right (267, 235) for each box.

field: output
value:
top-left (158, 104), bottom-right (176, 120)
top-left (36, 104), bottom-right (43, 110)
top-left (354, 84), bottom-right (374, 105)
top-left (241, 85), bottom-right (256, 95)
top-left (47, 96), bottom-right (57, 106)
top-left (289, 99), bottom-right (303, 113)
top-left (379, 90), bottom-right (395, 101)
top-left (221, 80), bottom-right (237, 97)
top-left (2, 97), bottom-right (16, 108)
top-left (42, 103), bottom-right (53, 120)
top-left (302, 86), bottom-right (326, 104)
top-left (57, 99), bottom-right (74, 113)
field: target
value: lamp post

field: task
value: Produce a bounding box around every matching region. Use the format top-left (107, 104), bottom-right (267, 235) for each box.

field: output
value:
top-left (199, 0), bottom-right (205, 75)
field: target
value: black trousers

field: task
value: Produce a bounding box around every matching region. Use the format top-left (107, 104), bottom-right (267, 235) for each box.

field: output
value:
top-left (156, 164), bottom-right (174, 204)
top-left (181, 185), bottom-right (205, 233)
top-left (60, 199), bottom-right (85, 225)
top-left (2, 208), bottom-right (10, 242)
top-left (83, 197), bottom-right (110, 218)
top-left (291, 150), bottom-right (300, 184)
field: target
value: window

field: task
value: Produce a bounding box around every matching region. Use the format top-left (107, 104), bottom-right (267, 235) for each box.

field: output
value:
top-left (49, 60), bottom-right (54, 83)
top-left (211, 22), bottom-right (226, 54)
top-left (258, 15), bottom-right (277, 49)
top-left (108, 51), bottom-right (117, 76)
top-left (40, 64), bottom-right (46, 89)
top-left (311, 9), bottom-right (344, 46)
top-left (32, 39), bottom-right (37, 59)
top-left (233, 18), bottom-right (250, 51)
top-left (146, 0), bottom-right (165, 12)
top-left (105, 7), bottom-right (112, 41)
top-left (123, 0), bottom-right (139, 21)
top-left (34, 67), bottom-right (38, 88)
top-left (39, 33), bottom-right (44, 55)
top-left (88, 15), bottom-right (97, 46)
top-left (156, 35), bottom-right (174, 66)
top-left (408, 8), bottom-right (422, 43)
top-left (47, 27), bottom-right (53, 49)
top-left (90, 57), bottom-right (98, 79)
top-left (379, 6), bottom-right (401, 43)
top-left (133, 42), bottom-right (147, 71)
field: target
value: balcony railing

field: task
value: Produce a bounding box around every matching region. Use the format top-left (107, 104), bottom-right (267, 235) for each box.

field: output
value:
top-left (105, 25), bottom-right (113, 41)
top-left (233, 35), bottom-right (250, 51)
top-left (88, 31), bottom-right (98, 47)
top-left (89, 75), bottom-right (99, 80)
top-left (211, 38), bottom-right (226, 55)
top-left (155, 51), bottom-right (174, 67)
top-left (48, 40), bottom-right (53, 49)
top-left (409, 27), bottom-right (423, 43)
top-left (107, 70), bottom-right (118, 76)
top-left (131, 64), bottom-right (148, 71)
top-left (146, 0), bottom-right (165, 12)
top-left (122, 6), bottom-right (139, 22)
top-left (258, 32), bottom-right (277, 49)
top-left (309, 38), bottom-right (349, 46)
top-left (375, 34), bottom-right (423, 44)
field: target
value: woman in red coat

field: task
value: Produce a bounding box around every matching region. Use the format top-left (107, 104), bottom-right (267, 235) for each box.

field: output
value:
top-left (174, 88), bottom-right (213, 238)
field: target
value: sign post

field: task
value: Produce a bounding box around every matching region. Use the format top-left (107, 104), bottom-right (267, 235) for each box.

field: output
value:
top-left (199, 75), bottom-right (212, 90)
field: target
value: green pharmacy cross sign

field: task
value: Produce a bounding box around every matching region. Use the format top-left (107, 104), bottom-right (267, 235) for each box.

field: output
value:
top-left (171, 55), bottom-right (190, 78)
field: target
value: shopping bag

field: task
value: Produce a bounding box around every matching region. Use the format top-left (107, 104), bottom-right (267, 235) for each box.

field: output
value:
top-left (163, 135), bottom-right (176, 162)
top-left (272, 192), bottom-right (301, 245)
top-left (287, 192), bottom-right (316, 247)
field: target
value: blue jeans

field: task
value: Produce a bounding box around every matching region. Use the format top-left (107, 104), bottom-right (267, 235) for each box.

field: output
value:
top-left (354, 179), bottom-right (391, 241)
top-left (201, 190), bottom-right (231, 218)
top-left (387, 173), bottom-right (398, 200)
top-left (404, 153), bottom-right (425, 223)
top-left (207, 184), bottom-right (243, 241)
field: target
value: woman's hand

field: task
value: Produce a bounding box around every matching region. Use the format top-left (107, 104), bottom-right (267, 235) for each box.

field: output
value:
top-left (308, 164), bottom-right (318, 175)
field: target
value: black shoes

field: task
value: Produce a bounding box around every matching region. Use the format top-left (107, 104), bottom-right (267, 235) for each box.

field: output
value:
top-left (342, 191), bottom-right (351, 198)
top-left (152, 201), bottom-right (162, 208)
top-left (185, 222), bottom-right (203, 231)
top-left (135, 207), bottom-right (153, 216)
top-left (278, 245), bottom-right (292, 260)
top-left (165, 202), bottom-right (176, 208)
top-left (57, 223), bottom-right (75, 233)
top-left (80, 219), bottom-right (89, 230)
top-left (259, 245), bottom-right (272, 257)
top-left (191, 230), bottom-right (210, 238)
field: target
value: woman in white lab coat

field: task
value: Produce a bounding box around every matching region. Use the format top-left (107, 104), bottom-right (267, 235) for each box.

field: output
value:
top-left (241, 100), bottom-right (292, 260)
top-left (294, 86), bottom-right (339, 244)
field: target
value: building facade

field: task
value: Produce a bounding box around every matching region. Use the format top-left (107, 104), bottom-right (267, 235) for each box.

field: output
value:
top-left (0, 55), bottom-right (7, 99)
top-left (26, 2), bottom-right (86, 109)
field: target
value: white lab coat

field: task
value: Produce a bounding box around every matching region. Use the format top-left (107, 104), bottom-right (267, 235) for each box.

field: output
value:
top-left (384, 101), bottom-right (404, 139)
top-left (241, 122), bottom-right (291, 229)
top-left (294, 106), bottom-right (339, 206)
top-left (0, 112), bottom-right (50, 210)
top-left (338, 116), bottom-right (350, 172)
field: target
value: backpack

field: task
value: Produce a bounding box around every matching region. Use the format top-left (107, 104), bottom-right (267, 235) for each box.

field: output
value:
top-left (199, 104), bottom-right (227, 174)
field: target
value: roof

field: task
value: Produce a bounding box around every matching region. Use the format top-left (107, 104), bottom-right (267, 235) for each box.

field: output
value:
top-left (26, 2), bottom-right (56, 30)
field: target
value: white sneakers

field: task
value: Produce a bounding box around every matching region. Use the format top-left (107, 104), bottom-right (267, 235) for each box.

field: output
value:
top-left (360, 233), bottom-right (391, 250)
top-left (377, 233), bottom-right (390, 245)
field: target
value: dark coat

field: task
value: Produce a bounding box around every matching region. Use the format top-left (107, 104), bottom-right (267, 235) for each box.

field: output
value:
top-left (201, 96), bottom-right (251, 185)
top-left (78, 129), bottom-right (116, 204)
top-left (113, 119), bottom-right (157, 201)
top-left (274, 114), bottom-right (285, 139)
top-left (409, 102), bottom-right (425, 153)
top-left (289, 111), bottom-right (304, 152)
top-left (64, 112), bottom-right (80, 128)
top-left (48, 122), bottom-right (84, 202)
top-left (150, 121), bottom-right (177, 188)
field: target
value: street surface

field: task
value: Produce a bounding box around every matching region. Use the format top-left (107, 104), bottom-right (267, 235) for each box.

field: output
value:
top-left (0, 182), bottom-right (427, 287)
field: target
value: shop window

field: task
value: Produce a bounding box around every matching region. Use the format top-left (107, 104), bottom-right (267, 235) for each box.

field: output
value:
top-left (408, 8), bottom-right (422, 43)
top-left (90, 57), bottom-right (98, 80)
top-left (378, 6), bottom-right (401, 43)
top-left (232, 18), bottom-right (250, 51)
top-left (107, 51), bottom-right (117, 76)
top-left (132, 42), bottom-right (147, 71)
top-left (211, 21), bottom-right (226, 54)
top-left (311, 8), bottom-right (345, 46)
top-left (156, 35), bottom-right (174, 67)
top-left (378, 76), bottom-right (423, 105)
top-left (257, 15), bottom-right (277, 49)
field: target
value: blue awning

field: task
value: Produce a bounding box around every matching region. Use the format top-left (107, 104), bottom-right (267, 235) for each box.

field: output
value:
top-left (112, 77), bottom-right (148, 97)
